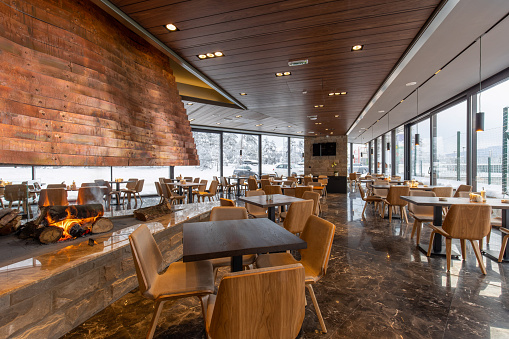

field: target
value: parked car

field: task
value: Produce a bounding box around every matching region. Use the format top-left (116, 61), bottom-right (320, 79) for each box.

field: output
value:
top-left (233, 165), bottom-right (258, 178)
top-left (352, 164), bottom-right (369, 174)
top-left (271, 163), bottom-right (304, 176)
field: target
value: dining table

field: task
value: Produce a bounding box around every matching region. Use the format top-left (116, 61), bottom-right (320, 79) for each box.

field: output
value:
top-left (173, 182), bottom-right (202, 203)
top-left (108, 180), bottom-right (135, 205)
top-left (225, 176), bottom-right (249, 196)
top-left (371, 184), bottom-right (438, 191)
top-left (400, 196), bottom-right (509, 261)
top-left (183, 218), bottom-right (307, 272)
top-left (238, 193), bottom-right (305, 221)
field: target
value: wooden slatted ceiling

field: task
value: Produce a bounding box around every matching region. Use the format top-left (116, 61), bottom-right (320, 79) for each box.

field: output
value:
top-left (110, 0), bottom-right (442, 135)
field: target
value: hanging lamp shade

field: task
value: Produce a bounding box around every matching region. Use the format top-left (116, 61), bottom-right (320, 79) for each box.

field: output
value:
top-left (475, 112), bottom-right (485, 132)
top-left (387, 142), bottom-right (390, 151)
top-left (415, 134), bottom-right (420, 146)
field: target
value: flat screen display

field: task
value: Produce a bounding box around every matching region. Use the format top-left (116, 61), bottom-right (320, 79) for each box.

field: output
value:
top-left (312, 142), bottom-right (336, 156)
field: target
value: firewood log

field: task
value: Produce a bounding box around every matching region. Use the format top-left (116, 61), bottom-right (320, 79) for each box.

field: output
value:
top-left (133, 200), bottom-right (173, 221)
top-left (38, 226), bottom-right (64, 244)
top-left (91, 217), bottom-right (113, 233)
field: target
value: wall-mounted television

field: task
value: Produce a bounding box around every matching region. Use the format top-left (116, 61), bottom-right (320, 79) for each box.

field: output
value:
top-left (312, 142), bottom-right (336, 156)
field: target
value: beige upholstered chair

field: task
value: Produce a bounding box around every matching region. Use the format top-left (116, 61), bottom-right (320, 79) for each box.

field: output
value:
top-left (426, 204), bottom-right (492, 274)
top-left (122, 179), bottom-right (144, 205)
top-left (453, 184), bottom-right (472, 197)
top-left (372, 179), bottom-right (388, 199)
top-left (184, 176), bottom-right (193, 182)
top-left (192, 180), bottom-right (208, 199)
top-left (129, 224), bottom-right (214, 339)
top-left (382, 185), bottom-right (410, 223)
top-left (204, 264), bottom-right (305, 339)
top-left (219, 198), bottom-right (235, 206)
top-left (4, 184), bottom-right (29, 210)
top-left (260, 175), bottom-right (270, 179)
top-left (408, 190), bottom-right (436, 244)
top-left (260, 179), bottom-right (271, 191)
top-left (164, 183), bottom-right (185, 204)
top-left (193, 177), bottom-right (201, 183)
top-left (247, 178), bottom-right (258, 190)
top-left (308, 182), bottom-right (325, 196)
top-left (77, 186), bottom-right (105, 205)
top-left (38, 188), bottom-right (68, 207)
top-left (154, 182), bottom-right (165, 203)
top-left (256, 215), bottom-right (335, 333)
top-left (358, 183), bottom-right (383, 220)
top-left (244, 190), bottom-right (267, 218)
top-left (295, 186), bottom-right (312, 199)
top-left (317, 176), bottom-right (328, 196)
top-left (221, 177), bottom-right (236, 195)
top-left (282, 200), bottom-right (314, 235)
top-left (47, 184), bottom-right (67, 189)
top-left (264, 185), bottom-right (282, 195)
top-left (302, 191), bottom-right (321, 216)
top-left (197, 180), bottom-right (219, 202)
top-left (432, 186), bottom-right (453, 197)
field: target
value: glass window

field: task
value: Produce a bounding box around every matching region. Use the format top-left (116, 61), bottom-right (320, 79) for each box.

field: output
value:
top-left (410, 119), bottom-right (431, 185)
top-left (262, 136), bottom-right (288, 176)
top-left (385, 132), bottom-right (392, 175)
top-left (0, 165), bottom-right (32, 183)
top-left (395, 126), bottom-right (405, 177)
top-left (223, 133), bottom-right (259, 177)
top-left (112, 166), bottom-right (168, 195)
top-left (369, 142), bottom-right (374, 174)
top-left (476, 78), bottom-right (509, 197)
top-left (290, 138), bottom-right (304, 176)
top-left (352, 144), bottom-right (368, 174)
top-left (174, 131), bottom-right (221, 183)
top-left (434, 101), bottom-right (467, 187)
top-left (376, 136), bottom-right (383, 174)
top-left (36, 166), bottom-right (110, 188)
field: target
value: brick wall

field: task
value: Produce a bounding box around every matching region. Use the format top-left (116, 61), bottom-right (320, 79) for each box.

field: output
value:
top-left (0, 0), bottom-right (198, 166)
top-left (304, 135), bottom-right (348, 176)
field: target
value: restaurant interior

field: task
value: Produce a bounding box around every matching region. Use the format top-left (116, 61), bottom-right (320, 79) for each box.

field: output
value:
top-left (1, 0), bottom-right (509, 338)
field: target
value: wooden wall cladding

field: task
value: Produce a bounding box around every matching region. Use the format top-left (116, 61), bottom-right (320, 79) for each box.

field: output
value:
top-left (0, 0), bottom-right (199, 166)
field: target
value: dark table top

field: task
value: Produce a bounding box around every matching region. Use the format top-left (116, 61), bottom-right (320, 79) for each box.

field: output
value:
top-left (183, 218), bottom-right (307, 262)
top-left (238, 193), bottom-right (305, 208)
top-left (371, 184), bottom-right (436, 190)
top-left (173, 182), bottom-right (203, 187)
top-left (400, 196), bottom-right (509, 209)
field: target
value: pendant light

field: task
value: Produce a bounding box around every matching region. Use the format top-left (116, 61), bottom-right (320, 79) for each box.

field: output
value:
top-left (476, 35), bottom-right (485, 132)
top-left (386, 112), bottom-right (391, 151)
top-left (414, 87), bottom-right (420, 146)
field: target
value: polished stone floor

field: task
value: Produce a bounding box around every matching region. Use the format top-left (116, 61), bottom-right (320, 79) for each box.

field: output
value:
top-left (64, 190), bottom-right (509, 338)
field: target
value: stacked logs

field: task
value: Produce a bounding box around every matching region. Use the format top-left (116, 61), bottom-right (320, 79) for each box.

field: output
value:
top-left (0, 209), bottom-right (22, 235)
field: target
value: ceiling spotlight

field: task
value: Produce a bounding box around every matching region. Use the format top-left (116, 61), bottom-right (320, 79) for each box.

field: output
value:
top-left (283, 71), bottom-right (291, 76)
top-left (216, 122), bottom-right (221, 125)
top-left (330, 132), bottom-right (333, 135)
top-left (240, 93), bottom-right (247, 96)
top-left (275, 71), bottom-right (291, 77)
top-left (328, 93), bottom-right (334, 96)
top-left (214, 51), bottom-right (223, 57)
top-left (165, 23), bottom-right (178, 31)
top-left (334, 115), bottom-right (339, 118)
top-left (314, 105), bottom-right (323, 108)
top-left (302, 90), bottom-right (307, 94)
top-left (187, 102), bottom-right (193, 105)
top-left (206, 53), bottom-right (215, 58)
top-left (351, 45), bottom-right (364, 51)
top-left (198, 54), bottom-right (207, 59)
top-left (235, 115), bottom-right (242, 118)
top-left (189, 118), bottom-right (195, 122)
top-left (325, 128), bottom-right (329, 131)
top-left (435, 69), bottom-right (442, 75)
top-left (340, 92), bottom-right (347, 95)
top-left (400, 99), bottom-right (404, 103)
top-left (309, 131), bottom-right (315, 134)
top-left (297, 131), bottom-right (303, 133)
top-left (334, 92), bottom-right (340, 95)
top-left (406, 81), bottom-right (417, 87)
top-left (288, 125), bottom-right (292, 127)
top-left (275, 72), bottom-right (283, 77)
top-left (256, 124), bottom-right (263, 126)
top-left (378, 110), bottom-right (385, 113)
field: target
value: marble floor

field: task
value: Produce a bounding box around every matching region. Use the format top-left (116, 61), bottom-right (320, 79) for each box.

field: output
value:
top-left (64, 190), bottom-right (509, 339)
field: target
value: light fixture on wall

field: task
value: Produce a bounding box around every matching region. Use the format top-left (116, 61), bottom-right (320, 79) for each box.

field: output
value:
top-left (240, 150), bottom-right (243, 156)
top-left (476, 35), bottom-right (485, 132)
top-left (360, 152), bottom-right (364, 158)
top-left (414, 87), bottom-right (420, 146)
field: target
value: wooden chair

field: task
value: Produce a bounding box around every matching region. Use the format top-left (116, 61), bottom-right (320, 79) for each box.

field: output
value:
top-left (302, 191), bottom-right (321, 216)
top-left (47, 183), bottom-right (67, 189)
top-left (129, 224), bottom-right (214, 339)
top-left (197, 180), bottom-right (219, 202)
top-left (192, 180), bottom-right (208, 199)
top-left (247, 178), bottom-right (258, 190)
top-left (427, 204), bottom-right (491, 274)
top-left (77, 186), bottom-right (105, 205)
top-left (38, 188), bottom-right (68, 208)
top-left (204, 264), bottom-right (305, 339)
top-left (193, 177), bottom-right (201, 183)
top-left (4, 184), bottom-right (31, 217)
top-left (317, 177), bottom-right (328, 196)
top-left (260, 175), bottom-right (270, 179)
top-left (0, 186), bottom-right (4, 208)
top-left (453, 184), bottom-right (472, 197)
top-left (256, 215), bottom-right (335, 333)
top-left (432, 186), bottom-right (453, 197)
top-left (295, 186), bottom-right (312, 199)
top-left (95, 179), bottom-right (119, 206)
top-left (499, 227), bottom-right (509, 262)
top-left (219, 198), bottom-right (235, 206)
top-left (164, 183), bottom-right (185, 204)
top-left (260, 179), bottom-right (271, 191)
top-left (282, 200), bottom-right (314, 235)
top-left (244, 190), bottom-right (267, 218)
top-left (303, 177), bottom-right (313, 186)
top-left (154, 182), bottom-right (166, 204)
top-left (349, 172), bottom-right (357, 190)
top-left (264, 185), bottom-right (282, 195)
top-left (358, 183), bottom-right (383, 220)
top-left (221, 177), bottom-right (236, 195)
top-left (408, 190), bottom-right (436, 244)
top-left (382, 186), bottom-right (410, 223)
top-left (184, 176), bottom-right (193, 182)
top-left (122, 179), bottom-right (144, 205)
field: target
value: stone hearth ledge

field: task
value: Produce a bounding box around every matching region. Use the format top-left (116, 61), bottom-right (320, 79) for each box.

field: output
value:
top-left (0, 201), bottom-right (220, 339)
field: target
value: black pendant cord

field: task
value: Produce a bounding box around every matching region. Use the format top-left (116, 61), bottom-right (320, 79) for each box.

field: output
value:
top-left (479, 35), bottom-right (482, 112)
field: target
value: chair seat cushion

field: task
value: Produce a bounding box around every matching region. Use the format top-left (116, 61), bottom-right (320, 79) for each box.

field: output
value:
top-left (491, 217), bottom-right (502, 227)
top-left (410, 213), bottom-right (434, 221)
top-left (249, 212), bottom-right (267, 218)
top-left (148, 260), bottom-right (214, 300)
top-left (255, 253), bottom-right (319, 283)
top-left (210, 255), bottom-right (256, 268)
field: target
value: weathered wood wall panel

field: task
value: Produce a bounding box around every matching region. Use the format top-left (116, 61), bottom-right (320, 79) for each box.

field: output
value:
top-left (0, 0), bottom-right (199, 166)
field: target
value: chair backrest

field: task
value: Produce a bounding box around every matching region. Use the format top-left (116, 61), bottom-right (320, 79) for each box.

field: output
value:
top-left (317, 178), bottom-right (328, 186)
top-left (220, 198), bottom-right (236, 206)
top-left (129, 224), bottom-right (163, 299)
top-left (457, 191), bottom-right (471, 198)
top-left (308, 182), bottom-right (322, 188)
top-left (159, 178), bottom-right (170, 197)
top-left (126, 179), bottom-right (138, 190)
top-left (432, 186), bottom-right (453, 197)
top-left (264, 185), bottom-right (282, 195)
top-left (77, 186), bottom-right (104, 205)
top-left (81, 182), bottom-right (97, 187)
top-left (300, 215), bottom-right (336, 281)
top-left (303, 177), bottom-right (312, 185)
top-left (184, 177), bottom-right (193, 182)
top-left (38, 188), bottom-right (68, 207)
top-left (260, 179), bottom-right (271, 190)
top-left (261, 175), bottom-right (270, 179)
top-left (349, 173), bottom-right (357, 180)
top-left (295, 186), bottom-right (312, 199)
top-left (357, 183), bottom-right (366, 200)
top-left (193, 177), bottom-right (200, 183)
top-left (245, 190), bottom-right (267, 215)
top-left (154, 182), bottom-right (163, 198)
top-left (209, 264), bottom-right (305, 339)
top-left (198, 179), bottom-right (208, 191)
top-left (283, 200), bottom-right (314, 234)
top-left (442, 204), bottom-right (492, 240)
top-left (408, 190), bottom-right (435, 215)
top-left (386, 186), bottom-right (410, 206)
top-left (454, 184), bottom-right (472, 197)
top-left (4, 184), bottom-right (28, 202)
top-left (302, 191), bottom-right (320, 216)
top-left (165, 183), bottom-right (181, 199)
top-left (248, 178), bottom-right (258, 190)
top-left (210, 206), bottom-right (248, 221)
top-left (208, 180), bottom-right (219, 195)
top-left (47, 183), bottom-right (66, 189)
top-left (135, 179), bottom-right (145, 193)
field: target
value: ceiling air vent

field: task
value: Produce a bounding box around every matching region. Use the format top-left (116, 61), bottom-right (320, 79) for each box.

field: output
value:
top-left (288, 59), bottom-right (308, 67)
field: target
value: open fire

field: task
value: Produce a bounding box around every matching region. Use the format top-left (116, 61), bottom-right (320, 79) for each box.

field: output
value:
top-left (46, 206), bottom-right (104, 241)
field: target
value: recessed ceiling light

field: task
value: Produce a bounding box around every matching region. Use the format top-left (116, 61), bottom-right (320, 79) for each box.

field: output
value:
top-left (235, 115), bottom-right (242, 118)
top-left (187, 102), bottom-right (193, 105)
top-left (288, 125), bottom-right (292, 127)
top-left (214, 51), bottom-right (223, 57)
top-left (189, 118), bottom-right (195, 122)
top-left (283, 71), bottom-right (291, 76)
top-left (197, 52), bottom-right (225, 60)
top-left (206, 53), bottom-right (215, 58)
top-left (330, 132), bottom-right (333, 135)
top-left (216, 122), bottom-right (221, 125)
top-left (334, 115), bottom-right (339, 118)
top-left (309, 131), bottom-right (315, 134)
top-left (378, 110), bottom-right (385, 113)
top-left (314, 105), bottom-right (323, 108)
top-left (240, 93), bottom-right (247, 96)
top-left (400, 99), bottom-right (404, 103)
top-left (256, 124), bottom-right (263, 127)
top-left (198, 54), bottom-right (207, 59)
top-left (165, 23), bottom-right (178, 31)
top-left (340, 92), bottom-right (347, 95)
top-left (406, 81), bottom-right (417, 86)
top-left (275, 72), bottom-right (283, 77)
top-left (435, 69), bottom-right (442, 75)
top-left (361, 127), bottom-right (366, 130)
top-left (297, 131), bottom-right (303, 133)
top-left (329, 92), bottom-right (347, 96)
top-left (275, 71), bottom-right (291, 77)
top-left (351, 45), bottom-right (364, 51)
top-left (325, 128), bottom-right (329, 131)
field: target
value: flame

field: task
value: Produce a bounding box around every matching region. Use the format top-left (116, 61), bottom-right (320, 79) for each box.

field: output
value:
top-left (45, 207), bottom-right (102, 241)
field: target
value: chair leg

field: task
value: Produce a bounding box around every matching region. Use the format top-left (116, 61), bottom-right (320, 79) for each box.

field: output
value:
top-left (446, 238), bottom-right (452, 272)
top-left (388, 205), bottom-right (393, 222)
top-left (427, 231), bottom-right (436, 257)
top-left (486, 229), bottom-right (491, 244)
top-left (470, 240), bottom-right (487, 275)
top-left (147, 300), bottom-right (166, 339)
top-left (306, 284), bottom-right (327, 334)
top-left (402, 207), bottom-right (409, 224)
top-left (361, 202), bottom-right (367, 220)
top-left (460, 239), bottom-right (466, 260)
top-left (498, 233), bottom-right (509, 262)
